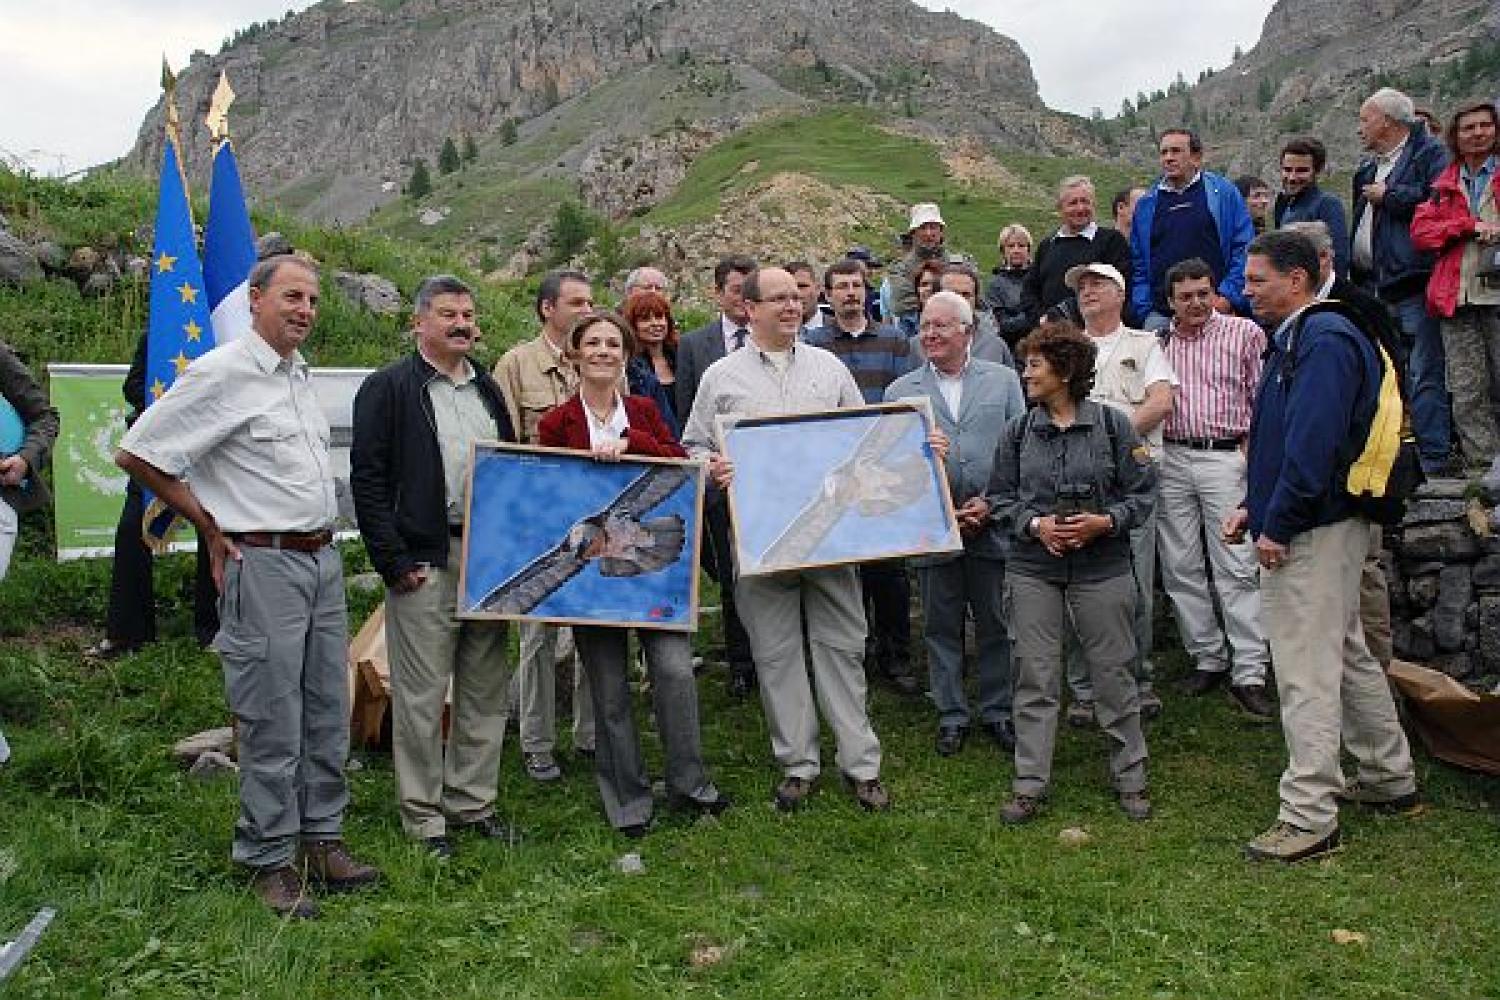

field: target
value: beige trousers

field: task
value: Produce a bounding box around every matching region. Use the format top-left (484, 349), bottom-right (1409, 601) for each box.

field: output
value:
top-left (1260, 518), bottom-right (1415, 833)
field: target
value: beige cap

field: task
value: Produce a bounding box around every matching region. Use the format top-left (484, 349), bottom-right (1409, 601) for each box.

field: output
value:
top-left (1064, 262), bottom-right (1126, 291)
top-left (908, 202), bottom-right (945, 231)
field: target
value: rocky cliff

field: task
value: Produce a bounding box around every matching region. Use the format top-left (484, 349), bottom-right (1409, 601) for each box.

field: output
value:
top-left (127, 0), bottom-right (1046, 224)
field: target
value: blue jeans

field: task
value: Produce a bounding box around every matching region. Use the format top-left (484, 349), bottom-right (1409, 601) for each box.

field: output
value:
top-left (1389, 293), bottom-right (1452, 469)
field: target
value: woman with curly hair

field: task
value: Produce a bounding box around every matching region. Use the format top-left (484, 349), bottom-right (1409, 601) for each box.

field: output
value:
top-left (986, 323), bottom-right (1158, 825)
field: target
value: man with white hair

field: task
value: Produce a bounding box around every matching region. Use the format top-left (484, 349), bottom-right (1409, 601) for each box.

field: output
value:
top-left (622, 266), bottom-right (669, 299)
top-left (885, 290), bottom-right (1025, 755)
top-left (1022, 175), bottom-right (1133, 328)
top-left (1352, 86), bottom-right (1453, 475)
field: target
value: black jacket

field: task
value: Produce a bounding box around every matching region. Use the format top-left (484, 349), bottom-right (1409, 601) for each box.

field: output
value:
top-left (1350, 124), bottom-right (1449, 299)
top-left (351, 351), bottom-right (515, 584)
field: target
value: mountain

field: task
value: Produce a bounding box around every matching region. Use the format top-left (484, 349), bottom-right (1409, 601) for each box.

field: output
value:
top-left (1128, 0), bottom-right (1499, 178)
top-left (125, 0), bottom-right (1060, 226)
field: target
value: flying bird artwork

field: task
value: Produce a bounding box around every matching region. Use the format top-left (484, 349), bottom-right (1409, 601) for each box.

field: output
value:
top-left (751, 412), bottom-right (931, 570)
top-left (476, 463), bottom-right (690, 615)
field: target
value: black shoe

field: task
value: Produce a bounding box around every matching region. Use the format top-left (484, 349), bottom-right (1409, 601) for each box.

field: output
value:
top-left (884, 666), bottom-right (921, 697)
top-left (774, 775), bottom-right (815, 813)
top-left (728, 663), bottom-right (757, 698)
top-left (575, 746), bottom-right (596, 763)
top-left (669, 793), bottom-right (732, 818)
top-left (935, 725), bottom-right (967, 757)
top-left (981, 717), bottom-right (1017, 752)
top-left (423, 836), bottom-right (455, 859)
top-left (453, 815), bottom-right (522, 844)
top-left (1229, 683), bottom-right (1275, 720)
top-left (1181, 668), bottom-right (1228, 696)
top-left (83, 638), bottom-right (142, 661)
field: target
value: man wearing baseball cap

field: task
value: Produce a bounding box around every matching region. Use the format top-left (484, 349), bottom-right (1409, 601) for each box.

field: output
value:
top-left (1060, 261), bottom-right (1176, 728)
top-left (885, 203), bottom-right (950, 321)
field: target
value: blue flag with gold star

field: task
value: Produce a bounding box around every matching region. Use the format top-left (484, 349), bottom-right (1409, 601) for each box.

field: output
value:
top-left (142, 134), bottom-right (213, 547)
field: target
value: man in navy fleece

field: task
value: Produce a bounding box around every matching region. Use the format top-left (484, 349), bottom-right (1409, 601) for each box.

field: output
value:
top-left (1226, 231), bottom-right (1418, 865)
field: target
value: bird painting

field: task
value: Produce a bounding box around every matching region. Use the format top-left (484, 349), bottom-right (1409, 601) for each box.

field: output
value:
top-left (476, 463), bottom-right (690, 615)
top-left (750, 412), bottom-right (932, 570)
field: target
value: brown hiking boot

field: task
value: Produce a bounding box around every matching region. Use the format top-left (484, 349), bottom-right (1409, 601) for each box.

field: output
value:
top-left (301, 840), bottom-right (381, 893)
top-left (773, 775), bottom-right (816, 813)
top-left (999, 793), bottom-right (1045, 825)
top-left (250, 865), bottom-right (318, 920)
top-left (844, 774), bottom-right (892, 813)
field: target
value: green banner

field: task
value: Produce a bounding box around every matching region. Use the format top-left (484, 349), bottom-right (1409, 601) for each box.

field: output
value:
top-left (47, 364), bottom-right (132, 561)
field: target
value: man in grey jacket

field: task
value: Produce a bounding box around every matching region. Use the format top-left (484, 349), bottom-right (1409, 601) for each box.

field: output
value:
top-left (885, 291), bottom-right (1025, 756)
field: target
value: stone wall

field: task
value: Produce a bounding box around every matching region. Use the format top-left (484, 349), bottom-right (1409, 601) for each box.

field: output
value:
top-left (1387, 479), bottom-right (1500, 688)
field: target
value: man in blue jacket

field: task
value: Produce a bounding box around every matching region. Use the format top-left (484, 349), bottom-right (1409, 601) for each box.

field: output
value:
top-left (1129, 127), bottom-right (1255, 330)
top-left (1351, 86), bottom-right (1452, 474)
top-left (1228, 231), bottom-right (1417, 864)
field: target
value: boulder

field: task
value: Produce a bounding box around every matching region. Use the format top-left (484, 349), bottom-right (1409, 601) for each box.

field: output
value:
top-left (256, 232), bottom-right (293, 259)
top-left (1479, 593), bottom-right (1500, 672)
top-left (66, 246), bottom-right (100, 281)
top-left (1431, 565), bottom-right (1472, 653)
top-left (333, 270), bottom-right (402, 315)
top-left (0, 233), bottom-right (43, 287)
top-left (81, 272), bottom-right (115, 298)
top-left (1401, 498), bottom-right (1469, 525)
top-left (31, 240), bottom-right (66, 273)
top-left (1405, 616), bottom-right (1437, 662)
top-left (1474, 555), bottom-right (1500, 590)
top-left (172, 726), bottom-right (235, 767)
top-left (1406, 574), bottom-right (1440, 610)
top-left (1401, 522), bottom-right (1480, 562)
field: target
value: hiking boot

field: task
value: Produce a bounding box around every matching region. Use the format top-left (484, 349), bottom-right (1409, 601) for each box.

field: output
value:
top-left (453, 815), bottom-right (523, 844)
top-left (1243, 821), bottom-right (1340, 863)
top-left (1229, 683), bottom-right (1275, 720)
top-left (1065, 700), bottom-right (1095, 729)
top-left (301, 840), bottom-right (381, 892)
top-left (844, 775), bottom-right (892, 812)
top-left (1138, 688), bottom-right (1163, 720)
top-left (999, 794), bottom-right (1045, 825)
top-left (250, 865), bottom-right (318, 919)
top-left (1181, 668), bottom-right (1228, 696)
top-left (773, 775), bottom-right (816, 813)
top-left (1338, 781), bottom-right (1423, 816)
top-left (1117, 790), bottom-right (1152, 821)
top-left (524, 751), bottom-right (562, 782)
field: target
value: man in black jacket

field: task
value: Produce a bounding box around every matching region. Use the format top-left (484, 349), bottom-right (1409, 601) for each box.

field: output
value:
top-left (351, 275), bottom-right (519, 858)
top-left (1021, 175), bottom-right (1133, 330)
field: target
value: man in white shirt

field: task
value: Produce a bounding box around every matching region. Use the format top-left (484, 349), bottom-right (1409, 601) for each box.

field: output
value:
top-left (1063, 263), bottom-right (1175, 725)
top-left (117, 256), bottom-right (379, 919)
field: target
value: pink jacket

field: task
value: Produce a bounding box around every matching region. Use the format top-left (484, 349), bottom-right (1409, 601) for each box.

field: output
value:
top-left (1411, 160), bottom-right (1500, 318)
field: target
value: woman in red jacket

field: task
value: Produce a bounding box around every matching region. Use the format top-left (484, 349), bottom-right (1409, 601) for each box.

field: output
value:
top-left (1412, 100), bottom-right (1500, 472)
top-left (537, 312), bottom-right (729, 836)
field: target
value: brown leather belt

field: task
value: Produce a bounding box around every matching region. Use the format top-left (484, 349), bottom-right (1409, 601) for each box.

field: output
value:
top-left (231, 530), bottom-right (334, 552)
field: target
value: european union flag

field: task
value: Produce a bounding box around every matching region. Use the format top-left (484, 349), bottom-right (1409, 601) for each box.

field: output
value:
top-left (203, 138), bottom-right (256, 344)
top-left (142, 134), bottom-right (213, 546)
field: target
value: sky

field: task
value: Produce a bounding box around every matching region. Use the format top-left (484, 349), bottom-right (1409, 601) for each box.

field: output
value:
top-left (0, 0), bottom-right (1277, 176)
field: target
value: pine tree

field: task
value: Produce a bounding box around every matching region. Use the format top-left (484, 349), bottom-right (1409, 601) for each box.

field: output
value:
top-left (438, 137), bottom-right (461, 175)
top-left (407, 158), bottom-right (432, 199)
top-left (500, 118), bottom-right (518, 146)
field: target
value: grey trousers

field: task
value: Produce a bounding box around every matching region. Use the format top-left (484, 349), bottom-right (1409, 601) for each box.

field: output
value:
top-left (1441, 305), bottom-right (1500, 469)
top-left (385, 538), bottom-right (511, 838)
top-left (1360, 523), bottom-right (1394, 669)
top-left (1261, 518), bottom-right (1415, 833)
top-left (737, 566), bottom-right (882, 782)
top-left (212, 545), bottom-right (349, 869)
top-left (916, 555), bottom-right (1013, 729)
top-left (1155, 445), bottom-right (1268, 685)
top-left (1007, 571), bottom-right (1148, 797)
top-left (1067, 506), bottom-right (1158, 700)
top-left (573, 627), bottom-right (719, 829)
top-left (515, 621), bottom-right (595, 755)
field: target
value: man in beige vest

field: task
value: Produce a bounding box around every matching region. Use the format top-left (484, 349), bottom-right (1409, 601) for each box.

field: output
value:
top-left (492, 269), bottom-right (597, 780)
top-left (1063, 263), bottom-right (1175, 725)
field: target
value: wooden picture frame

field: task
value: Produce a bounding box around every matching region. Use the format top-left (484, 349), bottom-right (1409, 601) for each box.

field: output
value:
top-left (716, 399), bottom-right (962, 577)
top-left (455, 441), bottom-right (705, 630)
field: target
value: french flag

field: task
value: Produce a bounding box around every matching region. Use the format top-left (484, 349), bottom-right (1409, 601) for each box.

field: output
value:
top-left (202, 139), bottom-right (257, 343)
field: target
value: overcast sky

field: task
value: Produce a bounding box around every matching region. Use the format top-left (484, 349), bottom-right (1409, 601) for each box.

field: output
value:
top-left (1, 0), bottom-right (1276, 176)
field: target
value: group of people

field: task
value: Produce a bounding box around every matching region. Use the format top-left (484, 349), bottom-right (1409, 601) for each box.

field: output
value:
top-left (4, 83), bottom-right (1494, 920)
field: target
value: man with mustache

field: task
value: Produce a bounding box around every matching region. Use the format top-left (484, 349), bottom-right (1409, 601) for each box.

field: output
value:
top-left (352, 274), bottom-right (520, 858)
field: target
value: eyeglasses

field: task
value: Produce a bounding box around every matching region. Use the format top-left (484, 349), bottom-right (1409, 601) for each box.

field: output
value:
top-left (750, 293), bottom-right (801, 306)
top-left (918, 319), bottom-right (965, 334)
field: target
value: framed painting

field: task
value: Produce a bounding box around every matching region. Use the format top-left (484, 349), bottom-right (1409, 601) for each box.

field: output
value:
top-left (456, 442), bottom-right (705, 630)
top-left (716, 399), bottom-right (962, 577)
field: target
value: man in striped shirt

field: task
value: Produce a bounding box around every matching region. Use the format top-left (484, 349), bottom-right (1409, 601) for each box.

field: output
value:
top-left (1158, 257), bottom-right (1274, 718)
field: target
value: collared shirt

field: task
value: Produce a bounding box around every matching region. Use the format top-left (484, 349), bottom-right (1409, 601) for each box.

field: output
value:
top-left (1462, 155), bottom-right (1498, 214)
top-left (1317, 272), bottom-right (1337, 300)
top-left (1354, 136), bottom-right (1411, 269)
top-left (493, 330), bottom-right (578, 443)
top-left (1162, 311), bottom-right (1265, 440)
top-left (426, 356), bottom-right (498, 524)
top-left (1088, 325), bottom-right (1178, 451)
top-left (584, 391), bottom-right (630, 450)
top-left (1158, 171), bottom-right (1203, 195)
top-left (931, 359), bottom-right (967, 417)
top-left (680, 341), bottom-right (864, 458)
top-left (120, 330), bottom-right (337, 533)
top-left (720, 313), bottom-right (750, 355)
top-left (1055, 221), bottom-right (1099, 240)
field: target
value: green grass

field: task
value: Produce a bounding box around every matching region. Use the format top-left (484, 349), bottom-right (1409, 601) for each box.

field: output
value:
top-left (1, 553), bottom-right (1497, 998)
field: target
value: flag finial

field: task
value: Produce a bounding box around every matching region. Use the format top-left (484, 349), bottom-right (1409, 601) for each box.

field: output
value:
top-left (206, 71), bottom-right (236, 145)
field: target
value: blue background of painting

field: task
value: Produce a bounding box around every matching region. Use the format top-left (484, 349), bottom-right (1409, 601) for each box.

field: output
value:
top-left (722, 409), bottom-right (959, 571)
top-left (462, 447), bottom-right (697, 625)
